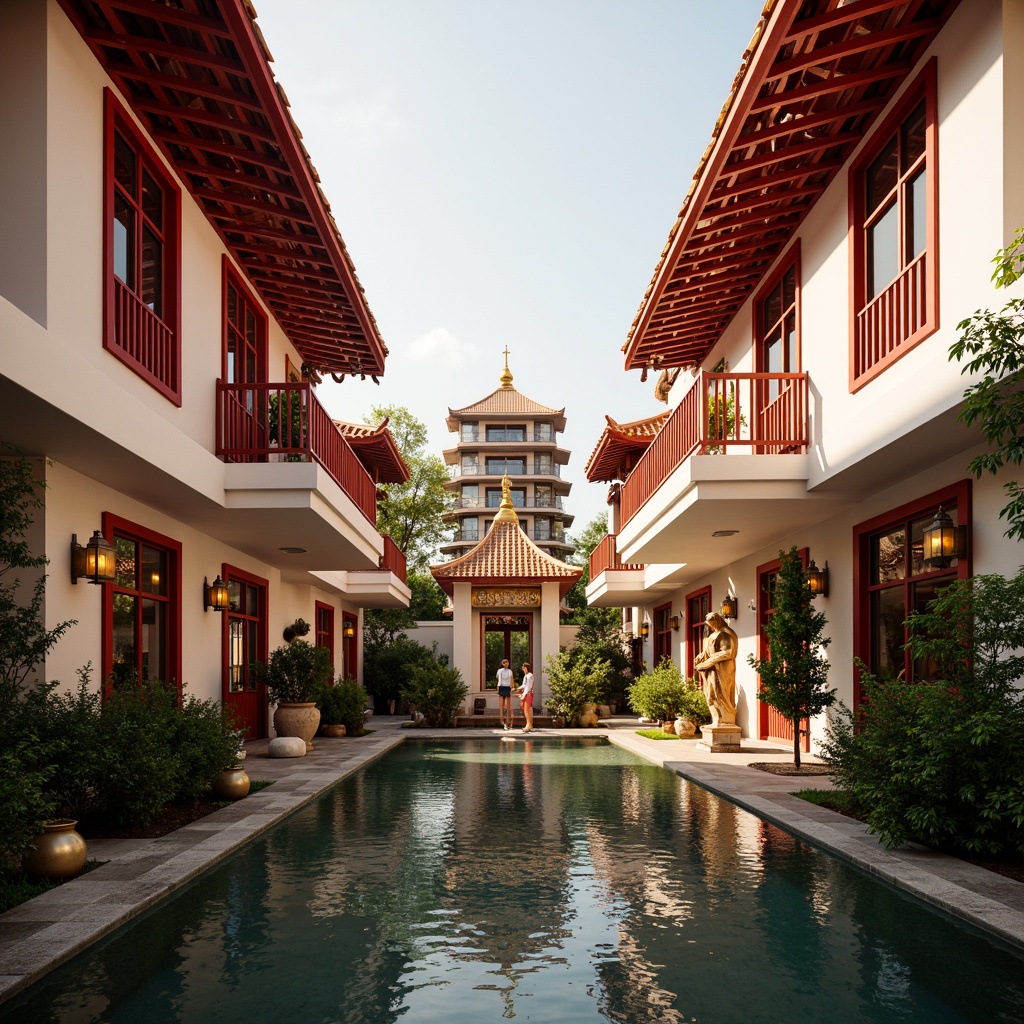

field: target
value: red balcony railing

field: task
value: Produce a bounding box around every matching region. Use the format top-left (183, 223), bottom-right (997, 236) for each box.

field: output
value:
top-left (378, 535), bottom-right (407, 578)
top-left (589, 533), bottom-right (645, 580)
top-left (216, 380), bottom-right (377, 524)
top-left (111, 279), bottom-right (178, 400)
top-left (854, 252), bottom-right (927, 380)
top-left (620, 371), bottom-right (808, 527)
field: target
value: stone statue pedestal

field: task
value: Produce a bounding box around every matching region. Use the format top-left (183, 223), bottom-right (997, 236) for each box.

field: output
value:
top-left (698, 724), bottom-right (742, 753)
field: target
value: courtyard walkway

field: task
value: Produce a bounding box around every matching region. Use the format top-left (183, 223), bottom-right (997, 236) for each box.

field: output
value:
top-left (2, 716), bottom-right (1023, 1006)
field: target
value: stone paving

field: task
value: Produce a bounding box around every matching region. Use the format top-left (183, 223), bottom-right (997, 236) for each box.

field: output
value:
top-left (2, 716), bottom-right (1023, 1007)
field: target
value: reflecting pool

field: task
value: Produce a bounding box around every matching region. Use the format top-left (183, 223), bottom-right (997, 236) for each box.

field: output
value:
top-left (7, 738), bottom-right (1024, 1023)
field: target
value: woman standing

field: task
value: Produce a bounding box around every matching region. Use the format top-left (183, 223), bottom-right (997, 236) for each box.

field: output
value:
top-left (519, 662), bottom-right (535, 733)
top-left (496, 658), bottom-right (514, 731)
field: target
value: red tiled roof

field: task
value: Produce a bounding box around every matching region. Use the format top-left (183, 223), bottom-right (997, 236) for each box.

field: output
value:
top-left (334, 418), bottom-right (410, 484)
top-left (623, 0), bottom-right (961, 372)
top-left (431, 501), bottom-right (581, 598)
top-left (57, 0), bottom-right (388, 376)
top-left (585, 412), bottom-right (669, 482)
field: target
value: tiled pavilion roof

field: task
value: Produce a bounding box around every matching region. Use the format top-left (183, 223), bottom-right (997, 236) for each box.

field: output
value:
top-left (57, 0), bottom-right (388, 377)
top-left (623, 0), bottom-right (962, 373)
top-left (334, 419), bottom-right (410, 484)
top-left (446, 356), bottom-right (566, 432)
top-left (585, 412), bottom-right (670, 483)
top-left (431, 480), bottom-right (582, 599)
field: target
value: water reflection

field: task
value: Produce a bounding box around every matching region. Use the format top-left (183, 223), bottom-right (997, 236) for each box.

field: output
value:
top-left (6, 739), bottom-right (1024, 1024)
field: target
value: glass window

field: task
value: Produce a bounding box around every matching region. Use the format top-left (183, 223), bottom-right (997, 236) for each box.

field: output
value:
top-left (461, 422), bottom-right (479, 442)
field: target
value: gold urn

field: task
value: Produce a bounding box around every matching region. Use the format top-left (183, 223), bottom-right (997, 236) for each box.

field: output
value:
top-left (22, 819), bottom-right (88, 881)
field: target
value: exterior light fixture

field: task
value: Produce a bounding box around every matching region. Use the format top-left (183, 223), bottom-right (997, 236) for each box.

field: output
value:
top-left (204, 575), bottom-right (229, 612)
top-left (343, 622), bottom-right (356, 639)
top-left (669, 614), bottom-right (680, 631)
top-left (639, 618), bottom-right (650, 638)
top-left (720, 592), bottom-right (738, 620)
top-left (283, 618), bottom-right (311, 643)
top-left (922, 506), bottom-right (967, 569)
top-left (70, 531), bottom-right (116, 585)
top-left (805, 559), bottom-right (829, 598)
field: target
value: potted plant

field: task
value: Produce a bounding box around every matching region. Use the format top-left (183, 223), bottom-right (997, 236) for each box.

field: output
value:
top-left (253, 639), bottom-right (333, 750)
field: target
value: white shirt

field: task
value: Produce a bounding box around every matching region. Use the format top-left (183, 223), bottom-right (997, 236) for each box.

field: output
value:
top-left (497, 667), bottom-right (513, 689)
top-left (520, 672), bottom-right (534, 696)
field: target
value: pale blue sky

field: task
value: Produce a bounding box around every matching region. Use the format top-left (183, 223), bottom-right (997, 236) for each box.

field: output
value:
top-left (254, 0), bottom-right (765, 535)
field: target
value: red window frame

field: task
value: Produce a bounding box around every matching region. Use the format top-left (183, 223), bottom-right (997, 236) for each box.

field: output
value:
top-left (853, 480), bottom-right (971, 703)
top-left (222, 256), bottom-right (267, 385)
top-left (103, 89), bottom-right (182, 405)
top-left (101, 513), bottom-right (182, 697)
top-left (342, 612), bottom-right (358, 681)
top-left (849, 59), bottom-right (938, 391)
top-left (315, 601), bottom-right (335, 665)
top-left (754, 241), bottom-right (801, 377)
top-left (222, 565), bottom-right (268, 694)
top-left (653, 602), bottom-right (672, 667)
top-left (684, 586), bottom-right (711, 679)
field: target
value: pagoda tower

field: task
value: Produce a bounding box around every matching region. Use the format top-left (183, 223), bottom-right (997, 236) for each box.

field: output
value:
top-left (441, 350), bottom-right (574, 560)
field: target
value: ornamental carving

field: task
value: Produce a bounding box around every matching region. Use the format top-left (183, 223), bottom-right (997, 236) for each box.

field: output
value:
top-left (472, 587), bottom-right (541, 608)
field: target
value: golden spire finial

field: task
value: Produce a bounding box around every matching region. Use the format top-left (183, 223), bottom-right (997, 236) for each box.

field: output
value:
top-left (492, 473), bottom-right (519, 523)
top-left (499, 346), bottom-right (513, 389)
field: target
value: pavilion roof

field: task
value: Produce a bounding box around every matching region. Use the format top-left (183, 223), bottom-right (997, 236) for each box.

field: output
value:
top-left (446, 387), bottom-right (566, 432)
top-left (334, 418), bottom-right (410, 484)
top-left (430, 492), bottom-right (581, 599)
top-left (585, 412), bottom-right (670, 482)
top-left (623, 0), bottom-right (961, 373)
top-left (57, 0), bottom-right (388, 377)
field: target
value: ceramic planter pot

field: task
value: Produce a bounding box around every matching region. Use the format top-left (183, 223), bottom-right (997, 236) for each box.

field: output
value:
top-left (23, 819), bottom-right (88, 881)
top-left (212, 765), bottom-right (251, 800)
top-left (274, 701), bottom-right (320, 750)
top-left (319, 723), bottom-right (347, 738)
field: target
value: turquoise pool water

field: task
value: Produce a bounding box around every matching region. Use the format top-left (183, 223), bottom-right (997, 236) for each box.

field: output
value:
top-left (7, 738), bottom-right (1024, 1023)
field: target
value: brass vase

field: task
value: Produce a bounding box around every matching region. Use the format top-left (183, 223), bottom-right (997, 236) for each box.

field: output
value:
top-left (22, 819), bottom-right (88, 881)
top-left (212, 765), bottom-right (251, 800)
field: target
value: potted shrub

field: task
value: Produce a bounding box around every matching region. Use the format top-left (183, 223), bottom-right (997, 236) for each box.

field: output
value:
top-left (313, 677), bottom-right (368, 737)
top-left (253, 640), bottom-right (333, 750)
top-left (627, 658), bottom-right (687, 730)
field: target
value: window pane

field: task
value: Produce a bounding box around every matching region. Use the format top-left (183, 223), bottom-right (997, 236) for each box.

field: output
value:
top-left (112, 592), bottom-right (137, 685)
top-left (902, 100), bottom-right (926, 171)
top-left (141, 170), bottom-right (163, 230)
top-left (227, 283), bottom-right (238, 326)
top-left (141, 226), bottom-right (163, 315)
top-left (229, 620), bottom-right (245, 692)
top-left (906, 169), bottom-right (927, 263)
top-left (871, 587), bottom-right (906, 679)
top-left (113, 195), bottom-right (133, 285)
top-left (115, 536), bottom-right (136, 588)
top-left (764, 329), bottom-right (783, 374)
top-left (511, 489), bottom-right (526, 508)
top-left (872, 527), bottom-right (905, 584)
top-left (868, 201), bottom-right (899, 299)
top-left (246, 584), bottom-right (259, 618)
top-left (785, 313), bottom-right (797, 374)
top-left (114, 133), bottom-right (135, 192)
top-left (141, 598), bottom-right (166, 682)
top-left (228, 580), bottom-right (242, 613)
top-left (782, 266), bottom-right (796, 309)
top-left (141, 545), bottom-right (166, 595)
top-left (866, 136), bottom-right (898, 215)
top-left (763, 280), bottom-right (782, 334)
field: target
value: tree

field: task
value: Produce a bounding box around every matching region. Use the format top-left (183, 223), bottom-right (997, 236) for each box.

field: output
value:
top-left (408, 570), bottom-right (448, 621)
top-left (950, 226), bottom-right (1024, 539)
top-left (747, 546), bottom-right (834, 767)
top-left (368, 405), bottom-right (453, 569)
top-left (564, 512), bottom-right (615, 624)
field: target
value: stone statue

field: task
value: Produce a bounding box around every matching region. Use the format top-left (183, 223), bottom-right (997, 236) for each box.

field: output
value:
top-left (693, 612), bottom-right (738, 727)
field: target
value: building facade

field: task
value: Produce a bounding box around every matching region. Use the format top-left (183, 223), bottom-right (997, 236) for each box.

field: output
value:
top-left (587, 0), bottom-right (1024, 751)
top-left (441, 353), bottom-right (575, 560)
top-left (0, 0), bottom-right (410, 738)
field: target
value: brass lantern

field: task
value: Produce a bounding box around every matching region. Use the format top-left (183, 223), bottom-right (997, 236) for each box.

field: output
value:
top-left (70, 531), bottom-right (117, 585)
top-left (922, 507), bottom-right (967, 569)
top-left (805, 559), bottom-right (829, 598)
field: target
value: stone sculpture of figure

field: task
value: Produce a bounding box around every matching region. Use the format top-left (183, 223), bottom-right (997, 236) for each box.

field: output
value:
top-left (693, 612), bottom-right (738, 727)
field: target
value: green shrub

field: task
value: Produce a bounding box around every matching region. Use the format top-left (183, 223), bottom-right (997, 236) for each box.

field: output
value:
top-left (364, 634), bottom-right (437, 706)
top-left (401, 658), bottom-right (468, 727)
top-left (677, 679), bottom-right (712, 726)
top-left (822, 572), bottom-right (1024, 855)
top-left (545, 650), bottom-right (607, 726)
top-left (627, 659), bottom-right (687, 722)
top-left (169, 692), bottom-right (240, 802)
top-left (314, 677), bottom-right (367, 734)
top-left (253, 640), bottom-right (333, 704)
top-left (0, 740), bottom-right (55, 862)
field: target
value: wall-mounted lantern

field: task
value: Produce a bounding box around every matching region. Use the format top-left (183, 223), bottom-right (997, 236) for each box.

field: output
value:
top-left (203, 575), bottom-right (229, 612)
top-left (922, 506), bottom-right (967, 569)
top-left (70, 531), bottom-right (117, 585)
top-left (805, 559), bottom-right (829, 598)
top-left (639, 618), bottom-right (650, 638)
top-left (720, 592), bottom-right (738, 620)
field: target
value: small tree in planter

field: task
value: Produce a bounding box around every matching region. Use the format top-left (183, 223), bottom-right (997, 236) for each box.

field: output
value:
top-left (401, 655), bottom-right (467, 728)
top-left (545, 650), bottom-right (609, 726)
top-left (748, 546), bottom-right (834, 768)
top-left (253, 639), bottom-right (333, 749)
top-left (627, 658), bottom-right (686, 724)
top-left (313, 677), bottom-right (368, 736)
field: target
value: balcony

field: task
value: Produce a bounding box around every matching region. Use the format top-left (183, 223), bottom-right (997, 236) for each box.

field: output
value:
top-left (327, 534), bottom-right (410, 608)
top-left (585, 534), bottom-right (648, 607)
top-left (449, 496), bottom-right (568, 511)
top-left (616, 371), bottom-right (833, 575)
top-left (217, 381), bottom-right (377, 524)
top-left (449, 462), bottom-right (561, 479)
